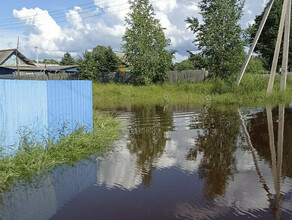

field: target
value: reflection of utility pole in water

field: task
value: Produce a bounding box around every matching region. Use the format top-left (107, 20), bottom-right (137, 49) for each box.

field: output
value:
top-left (267, 105), bottom-right (284, 220)
top-left (238, 109), bottom-right (273, 203)
top-left (239, 105), bottom-right (285, 220)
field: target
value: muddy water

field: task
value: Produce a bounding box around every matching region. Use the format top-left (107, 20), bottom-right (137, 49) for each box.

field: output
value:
top-left (0, 105), bottom-right (292, 220)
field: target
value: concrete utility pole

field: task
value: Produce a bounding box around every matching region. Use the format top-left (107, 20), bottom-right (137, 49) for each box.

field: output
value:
top-left (237, 0), bottom-right (291, 94)
top-left (236, 0), bottom-right (275, 85)
top-left (280, 0), bottom-right (291, 90)
top-left (267, 0), bottom-right (290, 93)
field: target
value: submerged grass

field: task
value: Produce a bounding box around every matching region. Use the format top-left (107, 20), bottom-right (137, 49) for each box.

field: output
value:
top-left (92, 74), bottom-right (292, 109)
top-left (0, 111), bottom-right (120, 193)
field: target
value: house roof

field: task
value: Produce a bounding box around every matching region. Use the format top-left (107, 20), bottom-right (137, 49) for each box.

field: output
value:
top-left (1, 65), bottom-right (45, 71)
top-left (45, 65), bottom-right (77, 71)
top-left (115, 51), bottom-right (129, 65)
top-left (0, 49), bottom-right (35, 66)
top-left (2, 65), bottom-right (77, 72)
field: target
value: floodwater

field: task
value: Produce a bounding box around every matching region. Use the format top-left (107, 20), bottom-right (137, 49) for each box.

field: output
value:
top-left (0, 105), bottom-right (292, 220)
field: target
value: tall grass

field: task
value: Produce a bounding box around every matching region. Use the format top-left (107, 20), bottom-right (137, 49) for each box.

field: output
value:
top-left (0, 111), bottom-right (120, 193)
top-left (92, 75), bottom-right (292, 109)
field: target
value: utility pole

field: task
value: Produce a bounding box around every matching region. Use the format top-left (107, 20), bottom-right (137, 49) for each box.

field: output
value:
top-left (237, 0), bottom-right (291, 94)
top-left (236, 0), bottom-right (275, 85)
top-left (35, 46), bottom-right (39, 65)
top-left (16, 37), bottom-right (20, 77)
top-left (267, 0), bottom-right (289, 94)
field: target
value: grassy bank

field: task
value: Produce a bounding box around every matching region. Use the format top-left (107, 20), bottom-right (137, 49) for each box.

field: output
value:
top-left (0, 111), bottom-right (120, 193)
top-left (92, 75), bottom-right (292, 109)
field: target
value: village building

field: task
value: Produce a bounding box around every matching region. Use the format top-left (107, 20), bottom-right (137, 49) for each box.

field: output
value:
top-left (0, 49), bottom-right (78, 78)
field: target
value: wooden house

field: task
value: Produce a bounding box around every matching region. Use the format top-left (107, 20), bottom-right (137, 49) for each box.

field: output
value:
top-left (0, 49), bottom-right (78, 78)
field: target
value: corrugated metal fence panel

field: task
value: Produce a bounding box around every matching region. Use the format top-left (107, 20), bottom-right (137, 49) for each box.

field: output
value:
top-left (47, 80), bottom-right (93, 139)
top-left (71, 81), bottom-right (93, 132)
top-left (0, 80), bottom-right (93, 155)
top-left (0, 80), bottom-right (48, 155)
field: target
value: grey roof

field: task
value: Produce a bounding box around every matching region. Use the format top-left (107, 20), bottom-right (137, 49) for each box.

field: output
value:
top-left (0, 49), bottom-right (14, 64)
top-left (2, 65), bottom-right (77, 71)
top-left (45, 65), bottom-right (77, 70)
top-left (1, 65), bottom-right (45, 71)
top-left (0, 49), bottom-right (35, 66)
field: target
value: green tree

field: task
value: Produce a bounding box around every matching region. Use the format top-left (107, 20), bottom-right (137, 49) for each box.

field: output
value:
top-left (122, 0), bottom-right (173, 85)
top-left (38, 59), bottom-right (60, 64)
top-left (77, 50), bottom-right (97, 80)
top-left (188, 51), bottom-right (208, 69)
top-left (60, 52), bottom-right (75, 65)
top-left (245, 56), bottom-right (268, 74)
top-left (77, 45), bottom-right (119, 81)
top-left (174, 59), bottom-right (195, 71)
top-left (248, 0), bottom-right (292, 69)
top-left (186, 0), bottom-right (245, 79)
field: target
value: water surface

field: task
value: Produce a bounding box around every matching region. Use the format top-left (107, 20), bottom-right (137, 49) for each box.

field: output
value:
top-left (0, 105), bottom-right (292, 220)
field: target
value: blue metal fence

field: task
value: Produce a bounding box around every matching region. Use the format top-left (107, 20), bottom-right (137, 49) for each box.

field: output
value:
top-left (0, 80), bottom-right (93, 155)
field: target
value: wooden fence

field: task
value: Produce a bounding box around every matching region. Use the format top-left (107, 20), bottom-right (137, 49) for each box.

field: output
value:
top-left (0, 70), bottom-right (209, 83)
top-left (168, 70), bottom-right (208, 83)
top-left (98, 70), bottom-right (208, 84)
top-left (0, 73), bottom-right (79, 80)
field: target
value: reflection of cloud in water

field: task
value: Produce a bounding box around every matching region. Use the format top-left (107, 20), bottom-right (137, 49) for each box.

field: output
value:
top-left (157, 115), bottom-right (202, 172)
top-left (215, 148), bottom-right (292, 214)
top-left (156, 138), bottom-right (202, 172)
top-left (96, 135), bottom-right (142, 190)
top-left (175, 202), bottom-right (229, 220)
top-left (96, 113), bottom-right (202, 189)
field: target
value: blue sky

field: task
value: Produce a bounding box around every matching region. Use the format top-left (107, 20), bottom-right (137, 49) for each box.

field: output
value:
top-left (0, 0), bottom-right (267, 62)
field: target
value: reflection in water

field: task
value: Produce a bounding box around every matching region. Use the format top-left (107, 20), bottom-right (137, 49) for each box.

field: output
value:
top-left (239, 106), bottom-right (285, 219)
top-left (0, 105), bottom-right (292, 220)
top-left (187, 107), bottom-right (239, 199)
top-left (127, 105), bottom-right (174, 186)
top-left (0, 160), bottom-right (97, 220)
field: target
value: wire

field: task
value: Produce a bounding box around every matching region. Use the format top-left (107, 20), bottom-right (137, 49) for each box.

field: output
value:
top-left (1, 0), bottom-right (166, 31)
top-left (0, 0), bottom-right (121, 24)
top-left (0, 0), bottom-right (171, 29)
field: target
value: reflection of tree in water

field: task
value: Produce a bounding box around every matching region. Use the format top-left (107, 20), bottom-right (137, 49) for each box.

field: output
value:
top-left (127, 105), bottom-right (174, 187)
top-left (187, 107), bottom-right (239, 199)
top-left (247, 108), bottom-right (292, 178)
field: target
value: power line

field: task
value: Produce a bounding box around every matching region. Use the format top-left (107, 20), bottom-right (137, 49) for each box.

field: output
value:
top-left (0, 1), bottom-right (130, 30)
top-left (0, 0), bottom-right (166, 31)
top-left (0, 0), bottom-right (125, 25)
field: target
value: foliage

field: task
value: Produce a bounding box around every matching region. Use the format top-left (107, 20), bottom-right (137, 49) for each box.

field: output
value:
top-left (38, 59), bottom-right (60, 64)
top-left (173, 59), bottom-right (195, 71)
top-left (187, 51), bottom-right (208, 70)
top-left (122, 0), bottom-right (173, 85)
top-left (186, 0), bottom-right (245, 79)
top-left (60, 52), bottom-right (75, 65)
top-left (77, 45), bottom-right (119, 81)
top-left (92, 75), bottom-right (292, 109)
top-left (247, 0), bottom-right (292, 69)
top-left (245, 56), bottom-right (269, 74)
top-left (0, 111), bottom-right (120, 193)
top-left (77, 51), bottom-right (97, 80)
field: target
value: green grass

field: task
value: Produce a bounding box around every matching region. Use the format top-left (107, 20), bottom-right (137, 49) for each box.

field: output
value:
top-left (92, 74), bottom-right (292, 109)
top-left (0, 111), bottom-right (120, 193)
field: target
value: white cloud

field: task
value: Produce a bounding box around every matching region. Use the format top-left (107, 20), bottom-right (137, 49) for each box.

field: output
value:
top-left (8, 0), bottom-right (267, 60)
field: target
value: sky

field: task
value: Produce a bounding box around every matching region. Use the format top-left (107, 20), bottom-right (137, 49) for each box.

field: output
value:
top-left (0, 0), bottom-right (269, 62)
